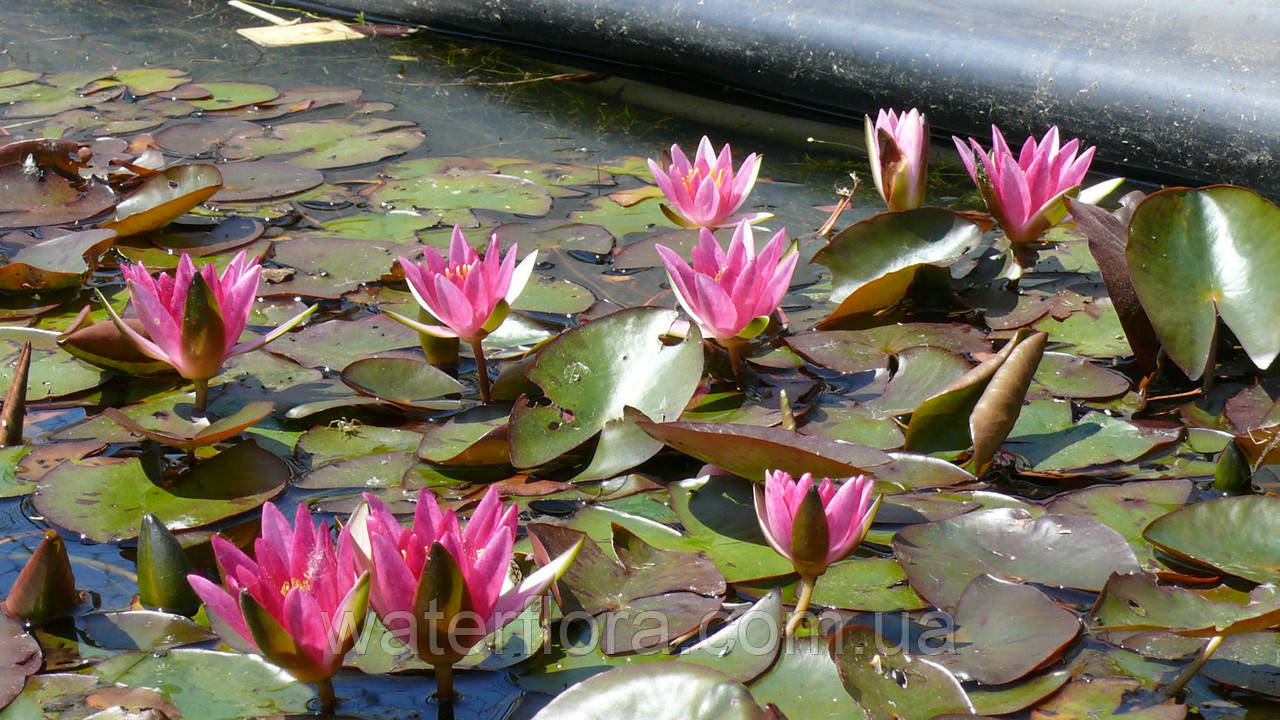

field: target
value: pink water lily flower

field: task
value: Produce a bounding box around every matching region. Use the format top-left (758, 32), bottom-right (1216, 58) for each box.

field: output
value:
top-left (656, 220), bottom-right (798, 345)
top-left (754, 469), bottom-right (879, 634)
top-left (187, 502), bottom-right (370, 691)
top-left (105, 250), bottom-right (315, 410)
top-left (866, 108), bottom-right (928, 211)
top-left (754, 470), bottom-right (879, 578)
top-left (953, 125), bottom-right (1095, 246)
top-left (346, 486), bottom-right (580, 700)
top-left (648, 136), bottom-right (771, 229)
top-left (389, 226), bottom-right (536, 344)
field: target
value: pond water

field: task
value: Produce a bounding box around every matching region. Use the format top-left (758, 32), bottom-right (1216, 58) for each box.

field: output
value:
top-left (1, 1), bottom-right (1279, 720)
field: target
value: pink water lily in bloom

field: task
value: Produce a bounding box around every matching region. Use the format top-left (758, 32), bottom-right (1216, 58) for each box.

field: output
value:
top-left (648, 136), bottom-right (771, 229)
top-left (953, 125), bottom-right (1096, 246)
top-left (389, 226), bottom-right (537, 344)
top-left (105, 250), bottom-right (315, 409)
top-left (866, 108), bottom-right (929, 211)
top-left (754, 470), bottom-right (879, 579)
top-left (346, 486), bottom-right (580, 688)
top-left (656, 220), bottom-right (798, 345)
top-left (187, 502), bottom-right (370, 685)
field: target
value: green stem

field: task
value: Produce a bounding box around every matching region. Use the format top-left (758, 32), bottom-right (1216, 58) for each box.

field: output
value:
top-left (786, 574), bottom-right (817, 636)
top-left (470, 339), bottom-right (491, 405)
top-left (1162, 634), bottom-right (1223, 700)
top-left (434, 662), bottom-right (455, 703)
top-left (192, 378), bottom-right (209, 415)
top-left (315, 678), bottom-right (336, 714)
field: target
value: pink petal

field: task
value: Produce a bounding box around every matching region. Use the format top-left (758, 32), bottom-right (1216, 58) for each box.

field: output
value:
top-left (188, 574), bottom-right (253, 647)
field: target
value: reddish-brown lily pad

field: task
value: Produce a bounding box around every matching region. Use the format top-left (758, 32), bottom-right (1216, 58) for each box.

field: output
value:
top-left (0, 228), bottom-right (115, 292)
top-left (0, 166), bottom-right (115, 229)
top-left (100, 164), bottom-right (223, 238)
top-left (209, 161), bottom-right (323, 203)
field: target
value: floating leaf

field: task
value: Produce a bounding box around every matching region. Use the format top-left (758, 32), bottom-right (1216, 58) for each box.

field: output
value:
top-left (0, 166), bottom-right (115, 229)
top-left (104, 401), bottom-right (274, 451)
top-left (1143, 494), bottom-right (1280, 584)
top-left (813, 209), bottom-right (982, 324)
top-left (530, 663), bottom-right (769, 720)
top-left (830, 624), bottom-right (974, 720)
top-left (788, 324), bottom-right (990, 375)
top-left (528, 523), bottom-right (725, 654)
top-left (938, 575), bottom-right (1080, 685)
top-left (188, 82), bottom-right (280, 111)
top-left (893, 508), bottom-right (1142, 608)
top-left (101, 164), bottom-right (223, 237)
top-left (0, 328), bottom-right (107, 400)
top-left (222, 118), bottom-right (424, 169)
top-left (0, 228), bottom-right (115, 292)
top-left (340, 356), bottom-right (465, 410)
top-left (1091, 572), bottom-right (1280, 636)
top-left (510, 307), bottom-right (703, 481)
top-left (417, 403), bottom-right (510, 466)
top-left (209, 160), bottom-right (323, 203)
top-left (1034, 351), bottom-right (1131, 399)
top-left (369, 170), bottom-right (553, 218)
top-left (0, 612), bottom-right (39, 708)
top-left (733, 556), bottom-right (927, 612)
top-left (34, 441), bottom-right (288, 543)
top-left (750, 635), bottom-right (867, 720)
top-left (666, 475), bottom-right (794, 583)
top-left (1028, 677), bottom-right (1185, 720)
top-left (111, 68), bottom-right (190, 96)
top-left (1127, 186), bottom-right (1280, 379)
top-left (1044, 480), bottom-right (1191, 567)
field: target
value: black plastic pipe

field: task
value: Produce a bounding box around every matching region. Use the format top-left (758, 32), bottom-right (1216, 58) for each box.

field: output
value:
top-left (275, 0), bottom-right (1280, 195)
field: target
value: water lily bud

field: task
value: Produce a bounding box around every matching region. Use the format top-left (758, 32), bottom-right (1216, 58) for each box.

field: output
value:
top-left (789, 485), bottom-right (831, 578)
top-left (180, 272), bottom-right (228, 382)
top-left (137, 514), bottom-right (200, 615)
top-left (4, 530), bottom-right (79, 626)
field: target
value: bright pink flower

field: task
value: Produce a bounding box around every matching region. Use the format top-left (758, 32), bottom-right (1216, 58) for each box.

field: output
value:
top-left (347, 487), bottom-right (579, 664)
top-left (953, 125), bottom-right (1096, 245)
top-left (187, 502), bottom-right (370, 684)
top-left (754, 470), bottom-right (879, 578)
top-left (648, 136), bottom-right (770, 229)
top-left (390, 226), bottom-right (536, 343)
top-left (656, 220), bottom-right (798, 343)
top-left (107, 250), bottom-right (313, 382)
top-left (866, 108), bottom-right (928, 211)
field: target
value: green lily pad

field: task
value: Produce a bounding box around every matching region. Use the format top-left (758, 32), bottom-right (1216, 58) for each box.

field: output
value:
top-left (1006, 406), bottom-right (1182, 472)
top-left (209, 160), bottom-right (324, 203)
top-left (865, 346), bottom-right (972, 415)
top-left (749, 635), bottom-right (867, 720)
top-left (318, 211), bottom-right (443, 242)
top-left (511, 275), bottom-right (595, 315)
top-left (417, 403), bottom-right (510, 465)
top-left (188, 82), bottom-right (280, 111)
top-left (269, 313), bottom-right (417, 371)
top-left (800, 400), bottom-right (905, 449)
top-left (0, 328), bottom-right (107, 401)
top-left (104, 400), bottom-right (274, 451)
top-left (569, 194), bottom-right (670, 240)
top-left (813, 209), bottom-right (982, 323)
top-left (369, 170), bottom-right (553, 217)
top-left (1032, 298), bottom-right (1132, 359)
top-left (1203, 632), bottom-right (1280, 698)
top-left (892, 508), bottom-right (1142, 608)
top-left (830, 624), bottom-right (975, 720)
top-left (733, 557), bottom-right (927, 612)
top-left (223, 118), bottom-right (424, 169)
top-left (295, 450), bottom-right (416, 490)
top-left (967, 667), bottom-right (1072, 715)
top-left (101, 164), bottom-right (223, 238)
top-left (530, 663), bottom-right (769, 720)
top-left (341, 356), bottom-right (466, 410)
top-left (510, 307), bottom-right (703, 481)
top-left (111, 68), bottom-right (190, 95)
top-left (676, 589), bottom-right (783, 683)
top-left (938, 575), bottom-right (1080, 685)
top-left (1143, 494), bottom-right (1280, 584)
top-left (1028, 677), bottom-right (1186, 719)
top-left (1033, 351), bottom-right (1131, 399)
top-left (92, 648), bottom-right (311, 719)
top-left (1091, 572), bottom-right (1280, 636)
top-left (33, 441), bottom-right (288, 543)
top-left (529, 523), bottom-right (725, 654)
top-left (0, 228), bottom-right (115, 292)
top-left (490, 220), bottom-right (615, 254)
top-left (0, 78), bottom-right (121, 118)
top-left (1127, 186), bottom-right (1280, 379)
top-left (0, 70), bottom-right (39, 88)
top-left (1044, 480), bottom-right (1192, 568)
top-left (77, 610), bottom-right (214, 653)
top-left (667, 475), bottom-right (795, 582)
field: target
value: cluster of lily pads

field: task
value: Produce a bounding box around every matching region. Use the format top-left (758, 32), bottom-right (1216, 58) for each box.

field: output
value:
top-left (2, 64), bottom-right (1280, 720)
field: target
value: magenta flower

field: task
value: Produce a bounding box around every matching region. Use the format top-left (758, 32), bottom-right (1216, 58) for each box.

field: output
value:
top-left (754, 470), bottom-right (879, 634)
top-left (953, 125), bottom-right (1096, 246)
top-left (346, 486), bottom-right (579, 699)
top-left (656, 219), bottom-right (797, 348)
top-left (647, 136), bottom-right (771, 229)
top-left (187, 502), bottom-right (370, 691)
top-left (103, 250), bottom-right (315, 410)
top-left (866, 108), bottom-right (928, 211)
top-left (389, 226), bottom-right (536, 344)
